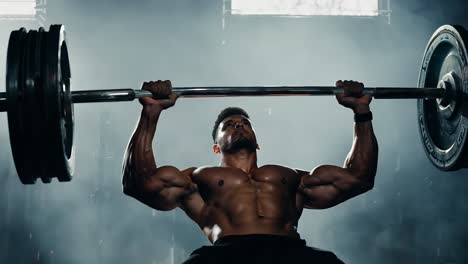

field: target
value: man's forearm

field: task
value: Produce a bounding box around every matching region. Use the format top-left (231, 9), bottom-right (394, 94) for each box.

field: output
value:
top-left (344, 106), bottom-right (379, 185)
top-left (123, 107), bottom-right (161, 181)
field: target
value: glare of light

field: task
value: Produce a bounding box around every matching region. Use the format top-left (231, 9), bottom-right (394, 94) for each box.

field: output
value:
top-left (231, 0), bottom-right (379, 16)
top-left (0, 1), bottom-right (36, 16)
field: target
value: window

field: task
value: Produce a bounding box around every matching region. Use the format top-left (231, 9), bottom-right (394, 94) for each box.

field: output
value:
top-left (0, 0), bottom-right (36, 16)
top-left (230, 0), bottom-right (379, 17)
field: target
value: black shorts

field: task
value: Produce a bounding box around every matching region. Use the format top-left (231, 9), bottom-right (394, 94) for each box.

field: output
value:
top-left (182, 234), bottom-right (345, 264)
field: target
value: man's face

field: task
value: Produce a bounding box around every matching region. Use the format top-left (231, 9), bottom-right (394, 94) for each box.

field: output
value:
top-left (214, 114), bottom-right (258, 153)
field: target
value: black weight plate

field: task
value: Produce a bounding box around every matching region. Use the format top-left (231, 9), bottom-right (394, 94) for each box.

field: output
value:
top-left (418, 25), bottom-right (468, 171)
top-left (22, 29), bottom-right (47, 184)
top-left (6, 28), bottom-right (37, 184)
top-left (32, 28), bottom-right (52, 183)
top-left (59, 32), bottom-right (73, 164)
top-left (43, 25), bottom-right (74, 182)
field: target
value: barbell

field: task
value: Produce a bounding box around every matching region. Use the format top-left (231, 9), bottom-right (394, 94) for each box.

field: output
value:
top-left (0, 24), bottom-right (467, 185)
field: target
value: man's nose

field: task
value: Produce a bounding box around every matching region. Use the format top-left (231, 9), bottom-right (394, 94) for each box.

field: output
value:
top-left (235, 122), bottom-right (243, 128)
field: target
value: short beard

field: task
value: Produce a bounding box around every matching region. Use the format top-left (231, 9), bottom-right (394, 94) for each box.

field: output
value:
top-left (221, 137), bottom-right (257, 154)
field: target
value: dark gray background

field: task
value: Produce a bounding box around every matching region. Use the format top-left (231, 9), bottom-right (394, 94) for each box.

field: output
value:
top-left (0, 0), bottom-right (467, 263)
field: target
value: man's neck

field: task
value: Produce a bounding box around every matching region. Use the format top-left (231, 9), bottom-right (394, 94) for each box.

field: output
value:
top-left (220, 149), bottom-right (258, 174)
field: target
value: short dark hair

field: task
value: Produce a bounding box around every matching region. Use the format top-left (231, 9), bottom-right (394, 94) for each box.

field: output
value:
top-left (212, 107), bottom-right (250, 142)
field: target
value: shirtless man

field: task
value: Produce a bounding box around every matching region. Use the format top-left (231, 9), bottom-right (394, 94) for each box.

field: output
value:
top-left (122, 80), bottom-right (378, 264)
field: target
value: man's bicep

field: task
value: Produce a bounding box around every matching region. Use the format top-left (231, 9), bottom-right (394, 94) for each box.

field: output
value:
top-left (297, 166), bottom-right (360, 209)
top-left (125, 166), bottom-right (197, 211)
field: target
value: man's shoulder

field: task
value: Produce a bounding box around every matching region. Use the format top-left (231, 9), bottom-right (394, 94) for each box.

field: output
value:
top-left (184, 166), bottom-right (220, 179)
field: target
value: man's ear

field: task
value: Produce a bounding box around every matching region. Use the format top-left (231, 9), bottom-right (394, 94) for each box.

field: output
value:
top-left (213, 144), bottom-right (221, 153)
top-left (256, 144), bottom-right (260, 150)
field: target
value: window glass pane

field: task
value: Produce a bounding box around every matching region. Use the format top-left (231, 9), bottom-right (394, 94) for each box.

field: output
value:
top-left (231, 0), bottom-right (379, 16)
top-left (0, 0), bottom-right (36, 16)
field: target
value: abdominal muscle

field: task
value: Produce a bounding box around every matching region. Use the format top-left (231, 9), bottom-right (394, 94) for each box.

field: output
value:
top-left (201, 186), bottom-right (301, 243)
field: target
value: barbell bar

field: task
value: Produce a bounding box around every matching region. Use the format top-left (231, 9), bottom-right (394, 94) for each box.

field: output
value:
top-left (0, 92), bottom-right (6, 111)
top-left (0, 24), bottom-right (467, 185)
top-left (0, 86), bottom-right (448, 106)
top-left (0, 85), bottom-right (448, 110)
top-left (70, 86), bottom-right (450, 102)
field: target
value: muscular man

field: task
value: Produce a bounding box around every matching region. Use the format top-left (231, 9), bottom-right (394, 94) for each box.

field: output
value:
top-left (122, 80), bottom-right (378, 264)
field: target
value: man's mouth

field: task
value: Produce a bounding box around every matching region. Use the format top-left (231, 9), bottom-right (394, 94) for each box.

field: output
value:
top-left (233, 130), bottom-right (246, 136)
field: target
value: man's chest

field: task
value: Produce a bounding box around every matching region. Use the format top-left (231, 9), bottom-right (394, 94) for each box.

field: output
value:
top-left (194, 165), bottom-right (303, 197)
